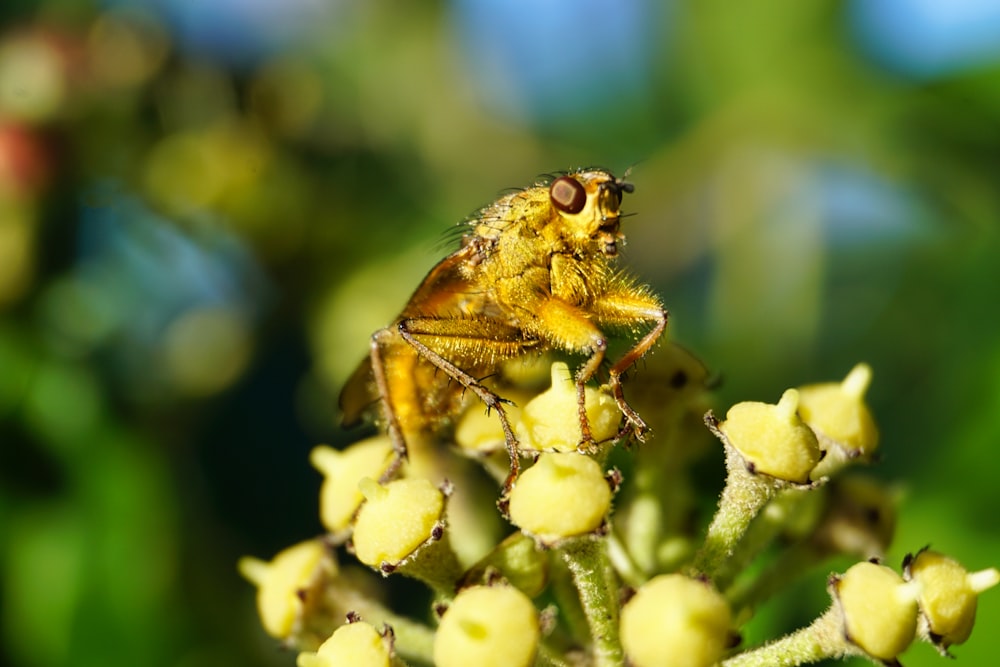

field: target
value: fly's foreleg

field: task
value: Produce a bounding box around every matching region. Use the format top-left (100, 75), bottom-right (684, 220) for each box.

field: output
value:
top-left (573, 335), bottom-right (608, 451)
top-left (606, 305), bottom-right (669, 441)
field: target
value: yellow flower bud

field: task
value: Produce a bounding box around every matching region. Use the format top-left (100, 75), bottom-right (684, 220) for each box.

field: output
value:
top-left (238, 539), bottom-right (336, 640)
top-left (832, 561), bottom-right (919, 661)
top-left (516, 362), bottom-right (620, 452)
top-left (310, 436), bottom-right (394, 534)
top-left (620, 574), bottom-right (732, 667)
top-left (797, 363), bottom-right (878, 466)
top-left (433, 585), bottom-right (539, 667)
top-left (904, 549), bottom-right (1000, 651)
top-left (297, 621), bottom-right (390, 667)
top-left (508, 453), bottom-right (612, 545)
top-left (718, 389), bottom-right (821, 483)
top-left (352, 477), bottom-right (445, 568)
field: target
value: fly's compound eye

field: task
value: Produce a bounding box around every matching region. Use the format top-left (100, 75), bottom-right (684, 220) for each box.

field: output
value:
top-left (550, 176), bottom-right (587, 214)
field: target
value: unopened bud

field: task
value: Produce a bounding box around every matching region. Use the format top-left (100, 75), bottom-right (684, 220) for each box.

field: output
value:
top-left (310, 436), bottom-right (394, 534)
top-left (620, 574), bottom-right (732, 667)
top-left (351, 477), bottom-right (461, 591)
top-left (831, 561), bottom-right (919, 662)
top-left (718, 389), bottom-right (821, 483)
top-left (516, 362), bottom-right (620, 452)
top-left (238, 539), bottom-right (336, 641)
top-left (798, 364), bottom-right (878, 477)
top-left (297, 620), bottom-right (392, 667)
top-left (433, 585), bottom-right (540, 667)
top-left (508, 453), bottom-right (612, 545)
top-left (904, 548), bottom-right (1000, 652)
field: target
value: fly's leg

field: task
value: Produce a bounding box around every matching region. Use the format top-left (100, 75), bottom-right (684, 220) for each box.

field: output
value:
top-left (603, 305), bottom-right (669, 441)
top-left (520, 296), bottom-right (610, 451)
top-left (573, 336), bottom-right (608, 453)
top-left (518, 292), bottom-right (668, 449)
top-left (396, 318), bottom-right (523, 504)
top-left (369, 327), bottom-right (408, 482)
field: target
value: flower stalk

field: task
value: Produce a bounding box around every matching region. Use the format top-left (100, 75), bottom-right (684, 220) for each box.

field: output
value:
top-left (559, 537), bottom-right (624, 667)
top-left (721, 607), bottom-right (846, 667)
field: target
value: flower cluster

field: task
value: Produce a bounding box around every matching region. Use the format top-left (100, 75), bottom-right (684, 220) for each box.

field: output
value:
top-left (240, 348), bottom-right (997, 666)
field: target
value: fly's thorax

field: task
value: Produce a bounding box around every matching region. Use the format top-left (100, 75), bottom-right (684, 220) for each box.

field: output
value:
top-left (471, 189), bottom-right (546, 242)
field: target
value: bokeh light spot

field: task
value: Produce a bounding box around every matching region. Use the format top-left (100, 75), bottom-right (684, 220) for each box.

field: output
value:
top-left (249, 57), bottom-right (325, 139)
top-left (0, 204), bottom-right (35, 306)
top-left (162, 306), bottom-right (253, 396)
top-left (2, 507), bottom-right (85, 667)
top-left (87, 9), bottom-right (170, 90)
top-left (23, 361), bottom-right (104, 454)
top-left (0, 33), bottom-right (66, 122)
top-left (143, 131), bottom-right (227, 214)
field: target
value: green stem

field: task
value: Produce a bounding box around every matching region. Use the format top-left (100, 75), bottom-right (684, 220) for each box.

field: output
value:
top-left (536, 642), bottom-right (576, 667)
top-left (691, 445), bottom-right (775, 579)
top-left (394, 526), bottom-right (463, 598)
top-left (560, 537), bottom-right (624, 667)
top-left (722, 607), bottom-right (847, 667)
top-left (713, 485), bottom-right (821, 590)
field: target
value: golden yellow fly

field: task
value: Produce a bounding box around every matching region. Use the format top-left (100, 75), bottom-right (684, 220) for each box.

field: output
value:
top-left (340, 168), bottom-right (667, 497)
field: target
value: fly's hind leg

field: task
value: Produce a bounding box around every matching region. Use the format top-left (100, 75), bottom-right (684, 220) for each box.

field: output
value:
top-left (396, 317), bottom-right (532, 506)
top-left (369, 327), bottom-right (409, 482)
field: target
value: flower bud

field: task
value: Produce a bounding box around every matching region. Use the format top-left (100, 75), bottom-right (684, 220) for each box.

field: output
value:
top-left (433, 585), bottom-right (540, 667)
top-left (310, 436), bottom-right (394, 534)
top-left (516, 362), bottom-right (620, 452)
top-left (297, 620), bottom-right (391, 667)
top-left (351, 477), bottom-right (461, 591)
top-left (352, 477), bottom-right (445, 568)
top-left (238, 539), bottom-right (336, 641)
top-left (620, 574), bottom-right (732, 667)
top-left (903, 548), bottom-right (1000, 652)
top-left (831, 561), bottom-right (919, 662)
top-left (797, 364), bottom-right (878, 476)
top-left (508, 453), bottom-right (612, 545)
top-left (718, 389), bottom-right (821, 483)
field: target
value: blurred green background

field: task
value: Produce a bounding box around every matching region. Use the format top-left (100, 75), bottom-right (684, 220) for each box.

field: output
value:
top-left (1, 1), bottom-right (998, 666)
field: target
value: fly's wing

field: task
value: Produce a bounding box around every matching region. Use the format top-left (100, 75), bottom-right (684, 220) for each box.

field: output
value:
top-left (337, 245), bottom-right (481, 429)
top-left (338, 355), bottom-right (375, 428)
top-left (400, 245), bottom-right (483, 319)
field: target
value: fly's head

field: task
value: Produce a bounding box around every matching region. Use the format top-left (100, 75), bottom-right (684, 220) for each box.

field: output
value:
top-left (548, 169), bottom-right (633, 257)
